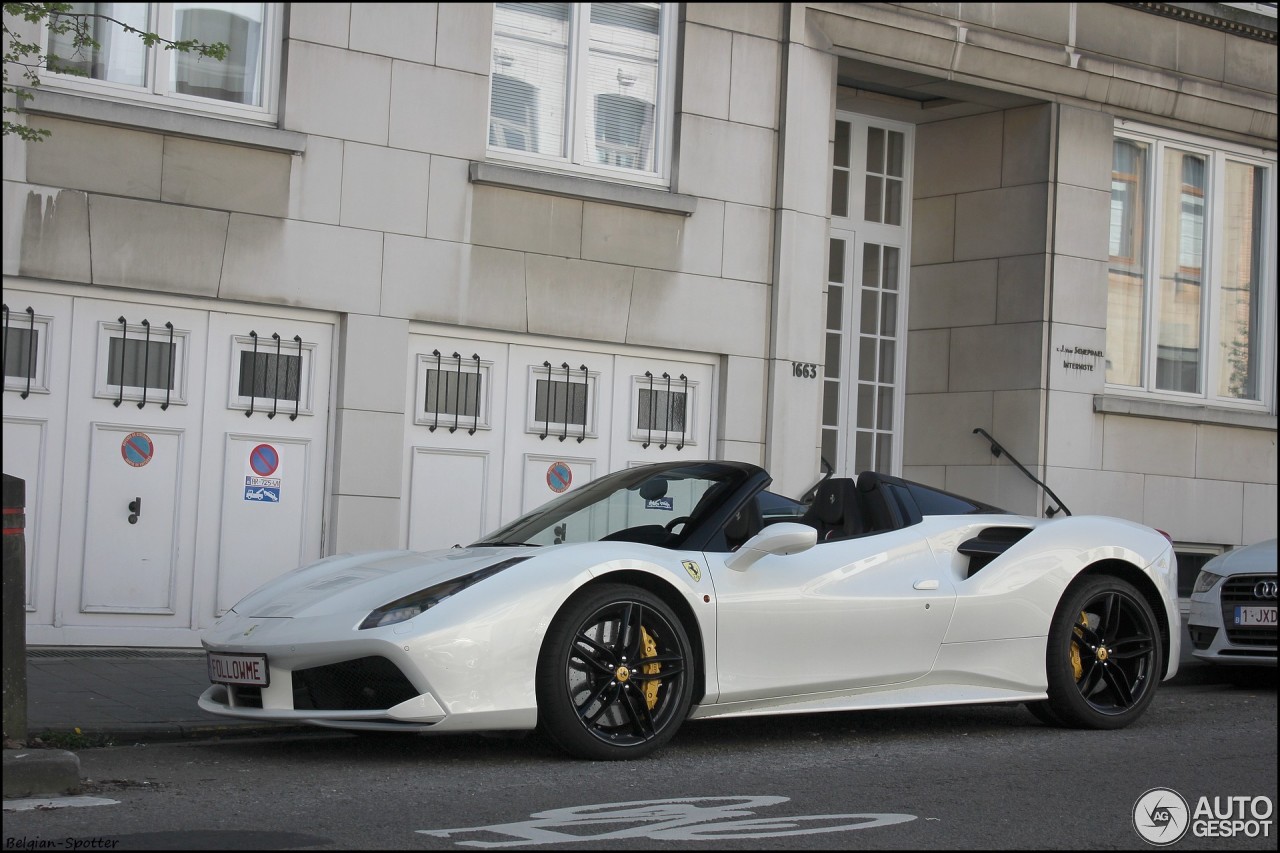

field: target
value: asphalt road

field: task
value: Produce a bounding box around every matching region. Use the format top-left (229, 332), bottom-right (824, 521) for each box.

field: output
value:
top-left (4, 668), bottom-right (1276, 851)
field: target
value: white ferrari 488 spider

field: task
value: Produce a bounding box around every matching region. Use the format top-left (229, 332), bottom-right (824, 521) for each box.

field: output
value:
top-left (200, 460), bottom-right (1179, 760)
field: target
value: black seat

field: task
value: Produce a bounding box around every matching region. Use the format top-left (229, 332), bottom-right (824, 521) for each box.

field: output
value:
top-left (855, 471), bottom-right (904, 532)
top-left (800, 479), bottom-right (864, 541)
top-left (723, 497), bottom-right (763, 550)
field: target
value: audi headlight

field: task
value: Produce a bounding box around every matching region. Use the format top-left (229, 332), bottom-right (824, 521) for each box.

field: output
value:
top-left (1192, 570), bottom-right (1224, 594)
top-left (359, 557), bottom-right (530, 629)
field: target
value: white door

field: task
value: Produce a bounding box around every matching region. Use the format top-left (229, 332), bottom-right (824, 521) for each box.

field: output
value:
top-left (609, 354), bottom-right (714, 469)
top-left (403, 333), bottom-right (509, 551)
top-left (194, 311), bottom-right (334, 621)
top-left (707, 526), bottom-right (955, 703)
top-left (2, 291), bottom-right (72, 628)
top-left (502, 344), bottom-right (614, 520)
top-left (59, 298), bottom-right (209, 631)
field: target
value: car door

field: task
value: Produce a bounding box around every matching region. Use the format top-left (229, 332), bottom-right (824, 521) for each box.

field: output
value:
top-left (705, 523), bottom-right (957, 705)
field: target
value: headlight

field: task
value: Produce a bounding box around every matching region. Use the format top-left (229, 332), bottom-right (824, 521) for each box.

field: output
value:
top-left (1193, 570), bottom-right (1224, 594)
top-left (358, 557), bottom-right (529, 629)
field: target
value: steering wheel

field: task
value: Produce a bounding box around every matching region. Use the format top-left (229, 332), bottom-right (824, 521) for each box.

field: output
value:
top-left (664, 516), bottom-right (692, 533)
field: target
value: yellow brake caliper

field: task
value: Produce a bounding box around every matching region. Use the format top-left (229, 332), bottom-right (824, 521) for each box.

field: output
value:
top-left (1070, 610), bottom-right (1087, 681)
top-left (640, 626), bottom-right (661, 710)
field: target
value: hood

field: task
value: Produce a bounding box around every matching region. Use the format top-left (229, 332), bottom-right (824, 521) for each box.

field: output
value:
top-left (232, 547), bottom-right (533, 618)
top-left (1206, 538), bottom-right (1278, 578)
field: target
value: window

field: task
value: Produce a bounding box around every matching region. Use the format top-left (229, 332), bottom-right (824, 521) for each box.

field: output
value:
top-left (94, 317), bottom-right (189, 406)
top-left (2, 306), bottom-right (51, 396)
top-left (630, 372), bottom-right (697, 448)
top-left (227, 332), bottom-right (314, 416)
top-left (488, 2), bottom-right (674, 183)
top-left (42, 3), bottom-right (280, 123)
top-left (414, 352), bottom-right (491, 432)
top-left (526, 363), bottom-right (596, 440)
top-left (1107, 125), bottom-right (1275, 408)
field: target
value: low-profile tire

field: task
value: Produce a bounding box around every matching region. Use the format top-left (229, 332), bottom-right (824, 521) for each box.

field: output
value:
top-left (1044, 575), bottom-right (1163, 729)
top-left (537, 583), bottom-right (694, 760)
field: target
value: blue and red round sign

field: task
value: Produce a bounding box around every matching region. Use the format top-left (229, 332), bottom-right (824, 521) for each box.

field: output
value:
top-left (121, 432), bottom-right (154, 468)
top-left (546, 461), bottom-right (572, 494)
top-left (249, 444), bottom-right (280, 477)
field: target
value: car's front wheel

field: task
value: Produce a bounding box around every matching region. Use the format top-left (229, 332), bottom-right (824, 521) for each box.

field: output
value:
top-left (1043, 575), bottom-right (1163, 729)
top-left (537, 584), bottom-right (694, 760)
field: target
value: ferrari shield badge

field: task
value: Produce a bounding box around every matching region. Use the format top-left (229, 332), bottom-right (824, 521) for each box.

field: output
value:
top-left (682, 560), bottom-right (701, 582)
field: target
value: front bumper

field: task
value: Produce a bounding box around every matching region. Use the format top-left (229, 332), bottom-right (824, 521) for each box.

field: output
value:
top-left (1188, 582), bottom-right (1277, 667)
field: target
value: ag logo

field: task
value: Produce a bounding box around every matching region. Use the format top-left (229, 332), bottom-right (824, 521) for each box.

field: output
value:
top-left (682, 560), bottom-right (701, 582)
top-left (1133, 787), bottom-right (1189, 845)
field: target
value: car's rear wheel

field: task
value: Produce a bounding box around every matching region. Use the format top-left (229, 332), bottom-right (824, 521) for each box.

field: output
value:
top-left (537, 584), bottom-right (693, 760)
top-left (1044, 575), bottom-right (1163, 729)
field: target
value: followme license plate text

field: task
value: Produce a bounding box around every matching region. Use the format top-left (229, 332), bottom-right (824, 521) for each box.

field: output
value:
top-left (208, 652), bottom-right (270, 687)
top-left (1234, 606), bottom-right (1277, 627)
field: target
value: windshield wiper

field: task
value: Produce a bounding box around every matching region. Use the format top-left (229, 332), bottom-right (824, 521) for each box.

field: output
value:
top-left (473, 540), bottom-right (542, 547)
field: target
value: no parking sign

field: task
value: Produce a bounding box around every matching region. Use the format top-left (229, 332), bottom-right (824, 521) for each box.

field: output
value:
top-left (244, 443), bottom-right (282, 503)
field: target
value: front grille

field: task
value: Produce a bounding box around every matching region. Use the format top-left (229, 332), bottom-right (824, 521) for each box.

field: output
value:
top-left (1220, 574), bottom-right (1277, 649)
top-left (292, 656), bottom-right (420, 711)
top-left (231, 685), bottom-right (263, 708)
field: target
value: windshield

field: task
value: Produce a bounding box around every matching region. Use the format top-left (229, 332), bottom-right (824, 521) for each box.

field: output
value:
top-left (471, 462), bottom-right (755, 549)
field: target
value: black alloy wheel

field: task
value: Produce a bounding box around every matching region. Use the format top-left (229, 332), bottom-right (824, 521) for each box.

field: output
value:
top-left (1043, 575), bottom-right (1163, 729)
top-left (537, 584), bottom-right (693, 760)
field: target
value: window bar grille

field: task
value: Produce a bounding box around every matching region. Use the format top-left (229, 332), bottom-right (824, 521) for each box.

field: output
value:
top-left (578, 365), bottom-right (588, 443)
top-left (162, 322), bottom-right (175, 410)
top-left (676, 374), bottom-right (688, 450)
top-left (560, 362), bottom-right (572, 441)
top-left (660, 372), bottom-right (672, 449)
top-left (22, 308), bottom-right (35, 399)
top-left (136, 320), bottom-right (152, 409)
top-left (114, 317), bottom-right (127, 407)
top-left (291, 336), bottom-right (303, 421)
top-left (643, 371), bottom-right (654, 448)
top-left (245, 330), bottom-right (258, 417)
top-left (1, 304), bottom-right (8, 385)
top-left (540, 361), bottom-right (553, 439)
top-left (268, 333), bottom-right (282, 419)
top-left (450, 352), bottom-right (463, 433)
top-left (470, 354), bottom-right (481, 435)
top-left (430, 350), bottom-right (441, 431)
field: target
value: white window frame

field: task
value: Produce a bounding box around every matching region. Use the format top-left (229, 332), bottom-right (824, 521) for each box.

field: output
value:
top-left (39, 2), bottom-right (283, 125)
top-left (487, 2), bottom-right (677, 187)
top-left (225, 333), bottom-right (317, 417)
top-left (628, 372), bottom-right (699, 447)
top-left (93, 318), bottom-right (191, 406)
top-left (1108, 121), bottom-right (1277, 412)
top-left (414, 352), bottom-right (495, 432)
top-left (2, 308), bottom-right (53, 396)
top-left (524, 363), bottom-right (600, 440)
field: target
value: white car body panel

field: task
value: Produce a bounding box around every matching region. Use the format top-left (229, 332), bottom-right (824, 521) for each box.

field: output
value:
top-left (199, 462), bottom-right (1180, 744)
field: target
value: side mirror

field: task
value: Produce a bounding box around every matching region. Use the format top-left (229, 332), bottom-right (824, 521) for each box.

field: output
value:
top-left (725, 522), bottom-right (817, 572)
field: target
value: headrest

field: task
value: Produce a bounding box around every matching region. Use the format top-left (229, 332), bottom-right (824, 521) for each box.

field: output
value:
top-left (639, 478), bottom-right (668, 501)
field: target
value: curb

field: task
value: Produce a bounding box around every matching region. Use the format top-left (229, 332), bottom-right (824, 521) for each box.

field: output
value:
top-left (3, 749), bottom-right (80, 798)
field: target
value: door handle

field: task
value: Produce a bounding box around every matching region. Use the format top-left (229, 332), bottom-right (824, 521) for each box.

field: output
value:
top-left (128, 497), bottom-right (142, 525)
top-left (913, 579), bottom-right (939, 591)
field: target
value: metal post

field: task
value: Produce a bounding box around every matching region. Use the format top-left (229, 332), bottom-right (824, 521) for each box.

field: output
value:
top-left (2, 474), bottom-right (27, 742)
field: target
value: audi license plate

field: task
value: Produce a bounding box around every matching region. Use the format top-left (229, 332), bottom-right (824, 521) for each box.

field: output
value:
top-left (207, 652), bottom-right (270, 687)
top-left (1234, 606), bottom-right (1277, 627)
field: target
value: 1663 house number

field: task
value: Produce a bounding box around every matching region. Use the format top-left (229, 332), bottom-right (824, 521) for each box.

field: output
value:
top-left (792, 361), bottom-right (821, 379)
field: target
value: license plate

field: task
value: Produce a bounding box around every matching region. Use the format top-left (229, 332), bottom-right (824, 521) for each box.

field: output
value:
top-left (1234, 606), bottom-right (1277, 627)
top-left (207, 652), bottom-right (270, 687)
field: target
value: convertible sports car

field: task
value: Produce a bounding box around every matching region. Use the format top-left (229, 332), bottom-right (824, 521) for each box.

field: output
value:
top-left (200, 460), bottom-right (1180, 760)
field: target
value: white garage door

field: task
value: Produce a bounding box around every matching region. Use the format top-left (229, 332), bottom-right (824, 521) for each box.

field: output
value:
top-left (403, 328), bottom-right (717, 552)
top-left (2, 285), bottom-right (334, 647)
